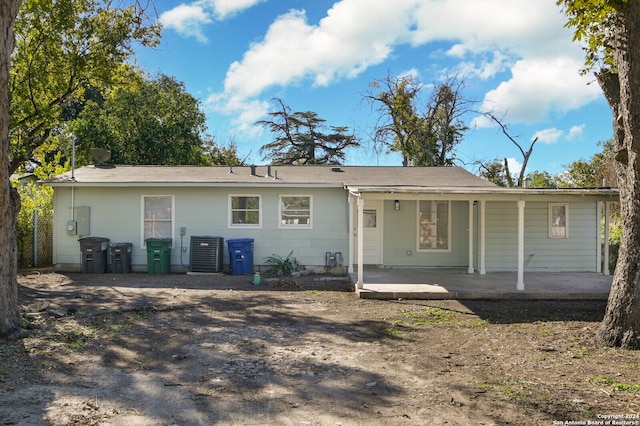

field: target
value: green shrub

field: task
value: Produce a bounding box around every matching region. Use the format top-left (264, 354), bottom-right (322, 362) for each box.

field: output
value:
top-left (263, 251), bottom-right (301, 276)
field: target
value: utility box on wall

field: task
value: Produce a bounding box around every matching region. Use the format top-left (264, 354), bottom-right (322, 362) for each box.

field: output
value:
top-left (76, 206), bottom-right (90, 235)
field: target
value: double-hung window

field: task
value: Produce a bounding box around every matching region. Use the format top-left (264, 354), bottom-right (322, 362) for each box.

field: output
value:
top-left (142, 195), bottom-right (174, 243)
top-left (418, 200), bottom-right (450, 251)
top-left (280, 195), bottom-right (312, 228)
top-left (229, 195), bottom-right (261, 227)
top-left (549, 203), bottom-right (568, 238)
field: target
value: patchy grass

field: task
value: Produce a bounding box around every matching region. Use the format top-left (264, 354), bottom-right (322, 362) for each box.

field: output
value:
top-left (590, 376), bottom-right (640, 393)
top-left (89, 309), bottom-right (150, 339)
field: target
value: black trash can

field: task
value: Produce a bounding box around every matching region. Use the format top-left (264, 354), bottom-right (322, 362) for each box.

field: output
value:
top-left (227, 238), bottom-right (254, 275)
top-left (146, 238), bottom-right (172, 274)
top-left (79, 237), bottom-right (110, 273)
top-left (110, 242), bottom-right (132, 274)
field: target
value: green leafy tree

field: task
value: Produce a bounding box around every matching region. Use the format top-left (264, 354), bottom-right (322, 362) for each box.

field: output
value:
top-left (13, 155), bottom-right (67, 267)
top-left (365, 73), bottom-right (423, 166)
top-left (414, 78), bottom-right (469, 166)
top-left (70, 73), bottom-right (239, 166)
top-left (526, 170), bottom-right (559, 189)
top-left (365, 73), bottom-right (470, 167)
top-left (9, 0), bottom-right (160, 173)
top-left (257, 98), bottom-right (359, 165)
top-left (202, 138), bottom-right (244, 166)
top-left (557, 140), bottom-right (615, 188)
top-left (559, 0), bottom-right (640, 348)
top-left (478, 159), bottom-right (512, 187)
top-left (1, 0), bottom-right (159, 336)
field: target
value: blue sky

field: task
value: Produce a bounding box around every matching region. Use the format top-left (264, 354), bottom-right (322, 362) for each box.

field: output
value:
top-left (134, 0), bottom-right (613, 176)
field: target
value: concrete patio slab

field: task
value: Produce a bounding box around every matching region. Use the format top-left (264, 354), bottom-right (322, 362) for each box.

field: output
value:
top-left (352, 267), bottom-right (613, 300)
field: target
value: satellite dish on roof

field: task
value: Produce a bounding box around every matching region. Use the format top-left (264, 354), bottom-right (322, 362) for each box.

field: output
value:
top-left (90, 148), bottom-right (111, 166)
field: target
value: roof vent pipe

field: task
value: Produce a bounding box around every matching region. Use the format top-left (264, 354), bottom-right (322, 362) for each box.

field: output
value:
top-left (229, 166), bottom-right (234, 174)
top-left (250, 165), bottom-right (257, 176)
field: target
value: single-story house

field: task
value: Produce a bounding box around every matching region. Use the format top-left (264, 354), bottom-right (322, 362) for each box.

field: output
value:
top-left (45, 165), bottom-right (619, 290)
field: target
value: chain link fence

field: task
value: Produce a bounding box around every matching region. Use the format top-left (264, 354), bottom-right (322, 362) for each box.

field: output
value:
top-left (18, 210), bottom-right (53, 268)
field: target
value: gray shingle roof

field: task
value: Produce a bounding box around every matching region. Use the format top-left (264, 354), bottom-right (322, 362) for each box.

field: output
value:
top-left (46, 165), bottom-right (498, 188)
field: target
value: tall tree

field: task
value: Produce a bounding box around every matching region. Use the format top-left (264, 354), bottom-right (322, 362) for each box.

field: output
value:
top-left (557, 140), bottom-right (615, 188)
top-left (257, 98), bottom-right (359, 165)
top-left (478, 158), bottom-right (513, 187)
top-left (0, 0), bottom-right (22, 337)
top-left (483, 111), bottom-right (539, 187)
top-left (1, 0), bottom-right (159, 337)
top-left (414, 77), bottom-right (469, 166)
top-left (9, 0), bottom-right (160, 173)
top-left (559, 0), bottom-right (640, 348)
top-left (69, 73), bottom-right (239, 166)
top-left (526, 170), bottom-right (559, 189)
top-left (365, 73), bottom-right (471, 167)
top-left (365, 73), bottom-right (423, 166)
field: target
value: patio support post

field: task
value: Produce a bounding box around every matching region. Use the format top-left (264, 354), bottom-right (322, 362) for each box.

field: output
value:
top-left (479, 199), bottom-right (486, 275)
top-left (604, 201), bottom-right (611, 276)
top-left (357, 196), bottom-right (364, 289)
top-left (517, 200), bottom-right (525, 290)
top-left (348, 194), bottom-right (354, 274)
top-left (596, 202), bottom-right (602, 274)
top-left (468, 200), bottom-right (474, 274)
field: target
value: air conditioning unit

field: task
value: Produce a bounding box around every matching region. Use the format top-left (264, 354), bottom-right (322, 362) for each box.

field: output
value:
top-left (190, 236), bottom-right (224, 273)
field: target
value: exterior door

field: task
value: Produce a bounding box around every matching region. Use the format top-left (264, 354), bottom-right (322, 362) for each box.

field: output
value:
top-left (356, 200), bottom-right (383, 265)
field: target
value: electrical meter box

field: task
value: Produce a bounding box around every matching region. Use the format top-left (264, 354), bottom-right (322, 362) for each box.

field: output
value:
top-left (66, 220), bottom-right (77, 235)
top-left (69, 206), bottom-right (91, 236)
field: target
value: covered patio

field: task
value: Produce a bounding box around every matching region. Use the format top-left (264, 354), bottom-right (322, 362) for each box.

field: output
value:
top-left (352, 267), bottom-right (613, 300)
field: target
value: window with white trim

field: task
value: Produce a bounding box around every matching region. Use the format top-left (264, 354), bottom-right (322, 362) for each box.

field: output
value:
top-left (549, 203), bottom-right (568, 238)
top-left (229, 195), bottom-right (261, 227)
top-left (142, 195), bottom-right (174, 242)
top-left (418, 200), bottom-right (450, 250)
top-left (280, 195), bottom-right (312, 228)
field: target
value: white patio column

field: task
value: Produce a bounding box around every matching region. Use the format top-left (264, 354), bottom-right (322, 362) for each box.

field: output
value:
top-left (596, 202), bottom-right (602, 274)
top-left (348, 194), bottom-right (354, 274)
top-left (468, 200), bottom-right (474, 274)
top-left (479, 199), bottom-right (486, 275)
top-left (517, 200), bottom-right (525, 291)
top-left (357, 196), bottom-right (364, 289)
top-left (604, 201), bottom-right (611, 276)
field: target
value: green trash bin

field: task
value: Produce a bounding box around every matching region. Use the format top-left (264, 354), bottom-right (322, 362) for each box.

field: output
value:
top-left (145, 238), bottom-right (172, 274)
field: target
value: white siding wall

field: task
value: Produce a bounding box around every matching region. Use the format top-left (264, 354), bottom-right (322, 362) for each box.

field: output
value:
top-left (383, 200), bottom-right (469, 267)
top-left (53, 186), bottom-right (348, 272)
top-left (485, 201), bottom-right (598, 272)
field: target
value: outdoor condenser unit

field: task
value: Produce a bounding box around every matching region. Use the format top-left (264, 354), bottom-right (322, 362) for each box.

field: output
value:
top-left (190, 236), bottom-right (224, 273)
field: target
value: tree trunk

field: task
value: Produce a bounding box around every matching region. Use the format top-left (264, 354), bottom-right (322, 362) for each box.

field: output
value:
top-left (597, 3), bottom-right (640, 349)
top-left (0, 0), bottom-right (22, 338)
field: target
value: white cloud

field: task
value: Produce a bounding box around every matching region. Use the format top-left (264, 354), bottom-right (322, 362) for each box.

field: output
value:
top-left (210, 0), bottom-right (603, 135)
top-left (160, 4), bottom-right (212, 43)
top-left (533, 128), bottom-right (563, 144)
top-left (566, 124), bottom-right (585, 141)
top-left (506, 157), bottom-right (522, 176)
top-left (212, 0), bottom-right (267, 19)
top-left (478, 56), bottom-right (601, 123)
top-left (160, 0), bottom-right (266, 41)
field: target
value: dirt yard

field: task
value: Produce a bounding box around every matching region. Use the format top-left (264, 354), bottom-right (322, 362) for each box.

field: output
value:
top-left (1, 271), bottom-right (639, 426)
